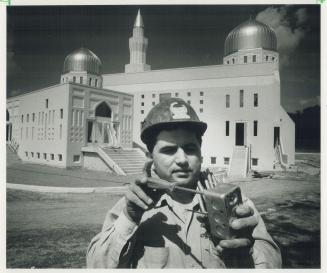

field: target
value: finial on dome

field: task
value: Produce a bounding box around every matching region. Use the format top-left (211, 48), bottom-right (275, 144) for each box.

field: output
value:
top-left (134, 9), bottom-right (144, 28)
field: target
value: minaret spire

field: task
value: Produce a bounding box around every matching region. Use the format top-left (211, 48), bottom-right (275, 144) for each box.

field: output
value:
top-left (134, 9), bottom-right (144, 28)
top-left (125, 9), bottom-right (151, 73)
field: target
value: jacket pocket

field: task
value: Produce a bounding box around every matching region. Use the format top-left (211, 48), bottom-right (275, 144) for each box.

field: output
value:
top-left (140, 246), bottom-right (169, 268)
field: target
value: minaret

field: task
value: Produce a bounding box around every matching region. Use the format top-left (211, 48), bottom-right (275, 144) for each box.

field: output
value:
top-left (125, 9), bottom-right (151, 73)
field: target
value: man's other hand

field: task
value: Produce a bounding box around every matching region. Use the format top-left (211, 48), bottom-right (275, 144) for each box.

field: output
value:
top-left (216, 204), bottom-right (258, 254)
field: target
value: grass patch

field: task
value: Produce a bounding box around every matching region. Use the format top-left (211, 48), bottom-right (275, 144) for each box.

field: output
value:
top-left (7, 226), bottom-right (101, 268)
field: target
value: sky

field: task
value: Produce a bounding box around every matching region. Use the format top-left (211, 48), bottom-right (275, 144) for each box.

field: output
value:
top-left (7, 5), bottom-right (320, 113)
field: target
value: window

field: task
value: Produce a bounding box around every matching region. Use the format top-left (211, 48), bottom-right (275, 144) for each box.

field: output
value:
top-left (73, 76), bottom-right (76, 82)
top-left (37, 152), bottom-right (40, 159)
top-left (95, 79), bottom-right (98, 87)
top-left (252, 55), bottom-right (256, 62)
top-left (211, 157), bottom-right (216, 164)
top-left (187, 100), bottom-right (191, 105)
top-left (141, 102), bottom-right (144, 106)
top-left (252, 158), bottom-right (258, 166)
top-left (141, 94), bottom-right (145, 99)
top-left (152, 94), bottom-right (155, 98)
top-left (25, 151), bottom-right (28, 157)
top-left (240, 90), bottom-right (244, 107)
top-left (80, 77), bottom-right (83, 84)
top-left (224, 157), bottom-right (230, 165)
top-left (141, 110), bottom-right (144, 114)
top-left (187, 92), bottom-right (191, 96)
top-left (32, 113), bottom-right (35, 122)
top-left (265, 56), bottom-right (269, 61)
top-left (200, 100), bottom-right (203, 104)
top-left (46, 99), bottom-right (48, 108)
top-left (89, 78), bottom-right (92, 86)
top-left (59, 124), bottom-right (62, 139)
top-left (27, 114), bottom-right (29, 122)
top-left (73, 155), bottom-right (80, 162)
top-left (232, 58), bottom-right (235, 64)
top-left (175, 93), bottom-right (179, 97)
top-left (152, 102), bottom-right (155, 106)
top-left (226, 94), bottom-right (230, 108)
top-left (21, 115), bottom-right (24, 123)
top-left (60, 109), bottom-right (63, 119)
top-left (58, 154), bottom-right (62, 161)
top-left (254, 120), bottom-right (258, 136)
top-left (199, 108), bottom-right (203, 113)
top-left (226, 121), bottom-right (229, 136)
top-left (254, 93), bottom-right (258, 107)
top-left (51, 154), bottom-right (54, 160)
top-left (272, 56), bottom-right (275, 61)
top-left (43, 153), bottom-right (47, 160)
top-left (200, 91), bottom-right (204, 96)
top-left (244, 56), bottom-right (247, 63)
top-left (227, 60), bottom-right (229, 64)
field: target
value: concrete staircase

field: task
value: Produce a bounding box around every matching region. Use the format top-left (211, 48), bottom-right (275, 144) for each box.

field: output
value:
top-left (228, 146), bottom-right (249, 178)
top-left (101, 148), bottom-right (147, 175)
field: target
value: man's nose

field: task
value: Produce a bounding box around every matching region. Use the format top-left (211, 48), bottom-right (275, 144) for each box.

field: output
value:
top-left (175, 148), bottom-right (188, 165)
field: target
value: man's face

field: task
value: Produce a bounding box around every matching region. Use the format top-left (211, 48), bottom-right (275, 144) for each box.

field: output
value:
top-left (151, 128), bottom-right (202, 188)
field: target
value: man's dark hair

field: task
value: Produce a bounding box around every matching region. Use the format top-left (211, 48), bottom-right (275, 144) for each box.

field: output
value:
top-left (145, 124), bottom-right (203, 153)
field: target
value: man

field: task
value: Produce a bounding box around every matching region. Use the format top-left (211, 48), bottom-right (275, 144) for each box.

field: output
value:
top-left (86, 98), bottom-right (282, 268)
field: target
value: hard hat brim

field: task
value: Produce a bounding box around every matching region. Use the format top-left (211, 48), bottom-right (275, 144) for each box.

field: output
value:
top-left (141, 120), bottom-right (207, 145)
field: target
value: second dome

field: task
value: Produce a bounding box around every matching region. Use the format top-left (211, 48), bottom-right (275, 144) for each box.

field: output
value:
top-left (224, 19), bottom-right (277, 56)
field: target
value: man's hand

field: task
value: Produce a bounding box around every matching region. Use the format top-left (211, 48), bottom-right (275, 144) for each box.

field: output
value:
top-left (216, 204), bottom-right (258, 254)
top-left (124, 177), bottom-right (154, 223)
top-left (124, 160), bottom-right (163, 223)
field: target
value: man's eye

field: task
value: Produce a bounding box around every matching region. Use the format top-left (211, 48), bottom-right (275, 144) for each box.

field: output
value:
top-left (184, 146), bottom-right (199, 154)
top-left (161, 147), bottom-right (177, 155)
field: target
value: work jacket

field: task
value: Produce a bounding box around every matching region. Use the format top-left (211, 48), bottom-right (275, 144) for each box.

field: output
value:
top-left (86, 191), bottom-right (282, 268)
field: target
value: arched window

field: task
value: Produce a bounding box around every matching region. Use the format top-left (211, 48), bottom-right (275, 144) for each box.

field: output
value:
top-left (6, 110), bottom-right (9, 121)
top-left (95, 102), bottom-right (111, 118)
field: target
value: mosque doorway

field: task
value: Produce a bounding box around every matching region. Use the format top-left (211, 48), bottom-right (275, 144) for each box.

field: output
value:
top-left (274, 127), bottom-right (280, 147)
top-left (6, 110), bottom-right (12, 143)
top-left (235, 122), bottom-right (246, 146)
top-left (87, 102), bottom-right (119, 147)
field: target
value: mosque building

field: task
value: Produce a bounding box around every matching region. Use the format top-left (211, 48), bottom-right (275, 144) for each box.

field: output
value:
top-left (6, 9), bottom-right (295, 176)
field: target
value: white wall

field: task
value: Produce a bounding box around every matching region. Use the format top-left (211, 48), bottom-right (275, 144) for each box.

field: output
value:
top-left (12, 84), bottom-right (70, 167)
top-left (103, 63), bottom-right (294, 171)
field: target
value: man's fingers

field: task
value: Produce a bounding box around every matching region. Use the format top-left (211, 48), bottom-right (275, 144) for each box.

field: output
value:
top-left (230, 215), bottom-right (258, 230)
top-left (235, 204), bottom-right (254, 218)
top-left (219, 238), bottom-right (252, 249)
top-left (125, 190), bottom-right (148, 210)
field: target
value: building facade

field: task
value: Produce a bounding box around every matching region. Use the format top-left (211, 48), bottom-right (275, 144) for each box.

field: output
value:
top-left (7, 48), bottom-right (134, 170)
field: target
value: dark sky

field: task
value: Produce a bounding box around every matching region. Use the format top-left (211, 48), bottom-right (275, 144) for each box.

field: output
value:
top-left (7, 5), bottom-right (320, 113)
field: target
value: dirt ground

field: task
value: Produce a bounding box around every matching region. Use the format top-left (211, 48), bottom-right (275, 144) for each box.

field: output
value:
top-left (6, 153), bottom-right (321, 268)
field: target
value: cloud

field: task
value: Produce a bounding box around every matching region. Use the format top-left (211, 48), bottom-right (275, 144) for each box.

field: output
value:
top-left (256, 6), bottom-right (308, 67)
top-left (295, 8), bottom-right (308, 25)
top-left (299, 95), bottom-right (320, 108)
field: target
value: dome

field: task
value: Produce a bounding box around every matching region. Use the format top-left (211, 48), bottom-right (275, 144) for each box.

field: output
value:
top-left (63, 48), bottom-right (102, 75)
top-left (224, 19), bottom-right (277, 56)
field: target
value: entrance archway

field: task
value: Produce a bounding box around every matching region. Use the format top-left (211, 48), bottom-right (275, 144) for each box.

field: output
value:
top-left (87, 102), bottom-right (120, 147)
